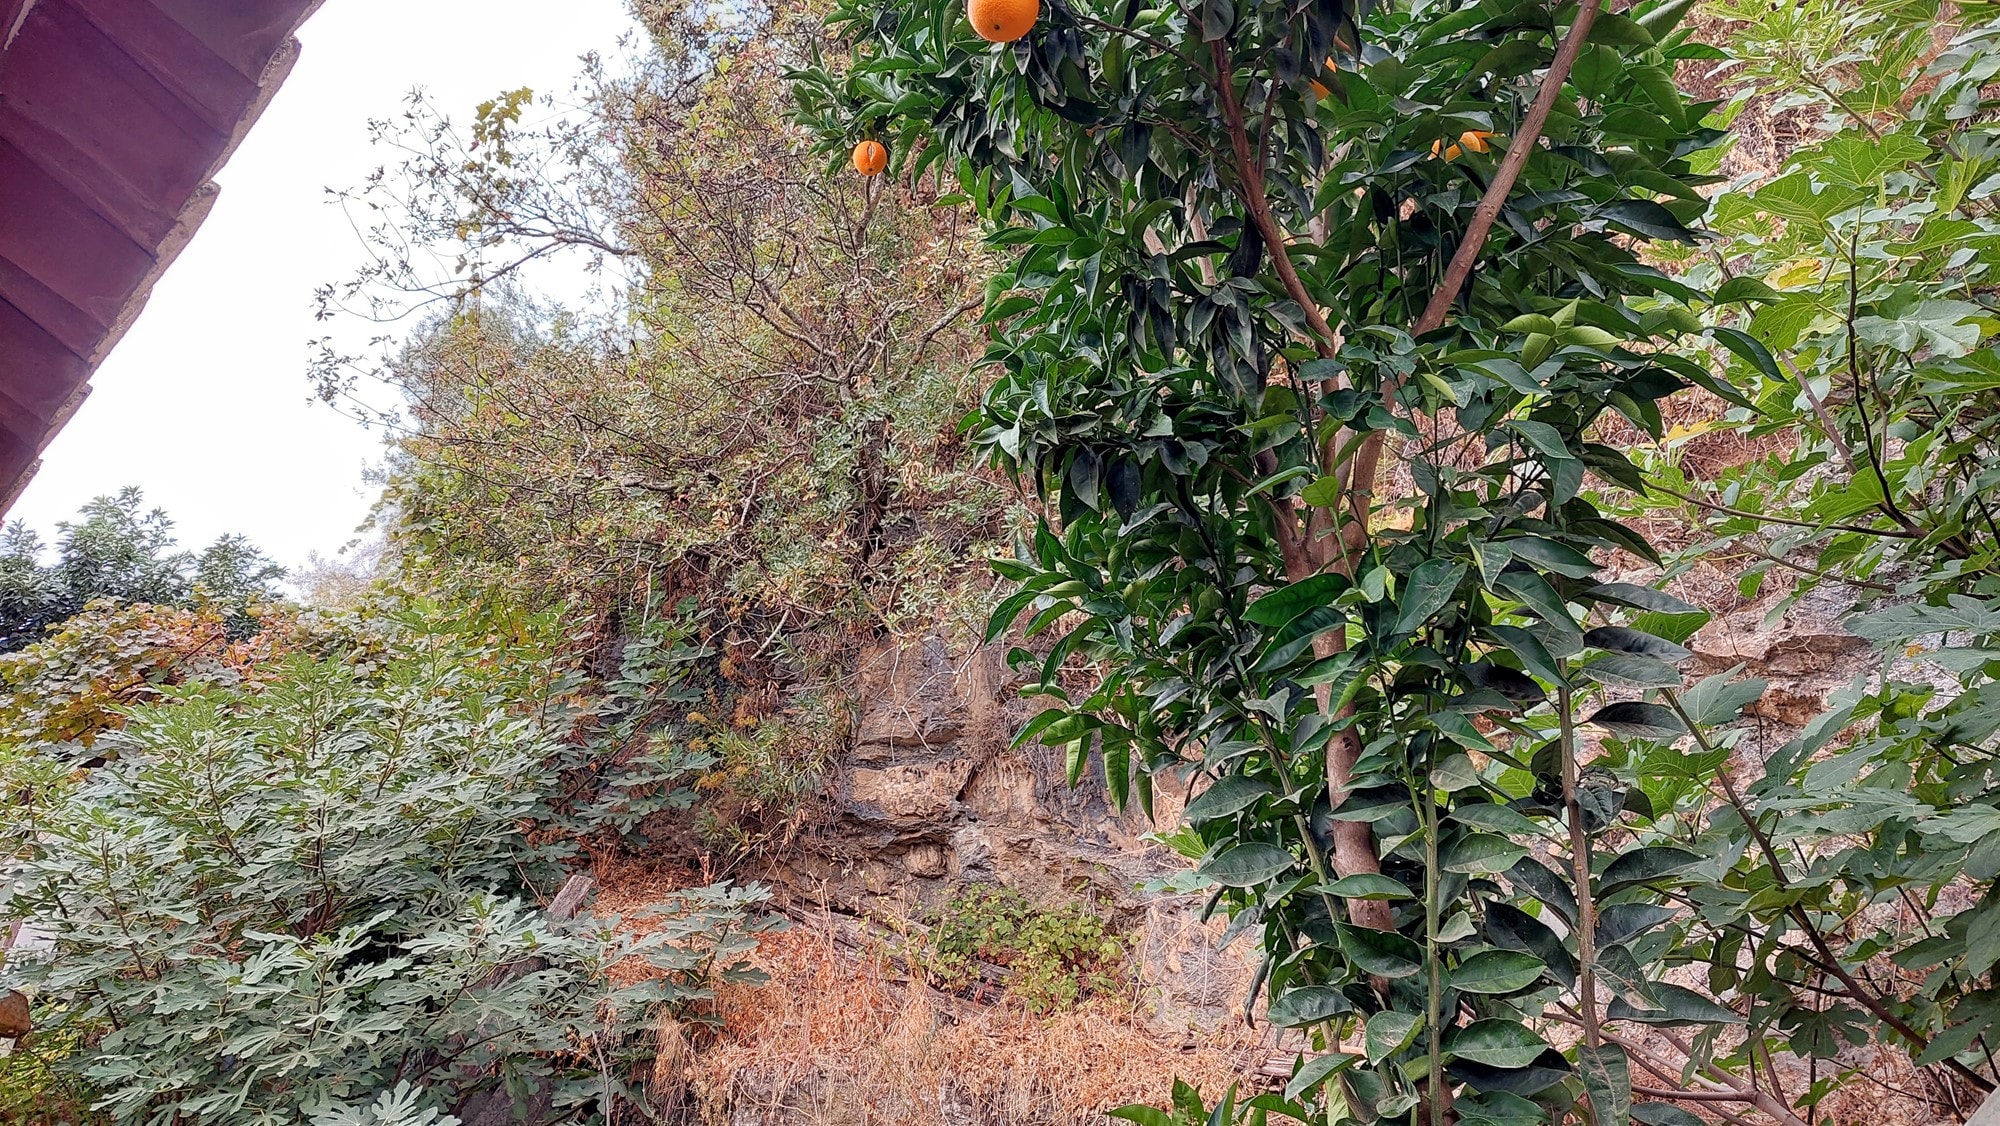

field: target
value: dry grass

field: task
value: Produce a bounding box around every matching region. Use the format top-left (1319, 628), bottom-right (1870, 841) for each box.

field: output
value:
top-left (588, 851), bottom-right (1276, 1125)
top-left (681, 926), bottom-right (1267, 1126)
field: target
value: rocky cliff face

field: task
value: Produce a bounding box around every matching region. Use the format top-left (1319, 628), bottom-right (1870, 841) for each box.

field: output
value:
top-left (758, 637), bottom-right (1257, 1037)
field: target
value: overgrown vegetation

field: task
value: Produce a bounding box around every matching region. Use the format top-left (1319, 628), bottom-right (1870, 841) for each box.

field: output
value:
top-left (0, 603), bottom-right (768, 1125)
top-left (924, 885), bottom-right (1125, 1013)
top-left (1633, 0), bottom-right (2000, 1106)
top-left (801, 0), bottom-right (2000, 1121)
top-left (0, 489), bottom-right (284, 652)
top-left (7, 0), bottom-right (2000, 1120)
top-left (315, 0), bottom-right (1005, 647)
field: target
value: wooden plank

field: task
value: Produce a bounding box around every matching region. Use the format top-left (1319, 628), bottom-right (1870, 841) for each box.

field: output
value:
top-left (0, 138), bottom-right (156, 327)
top-left (147, 0), bottom-right (322, 82)
top-left (0, 296), bottom-right (88, 444)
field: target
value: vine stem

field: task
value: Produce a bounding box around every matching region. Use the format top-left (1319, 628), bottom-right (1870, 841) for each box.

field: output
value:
top-left (1422, 740), bottom-right (1446, 1126)
top-left (1558, 681), bottom-right (1600, 1050)
top-left (1650, 482), bottom-right (1920, 539)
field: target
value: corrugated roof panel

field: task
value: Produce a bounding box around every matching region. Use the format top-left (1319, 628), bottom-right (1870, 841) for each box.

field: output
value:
top-left (0, 0), bottom-right (321, 514)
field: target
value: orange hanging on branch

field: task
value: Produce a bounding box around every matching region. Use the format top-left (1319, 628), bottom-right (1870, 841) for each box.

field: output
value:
top-left (968, 0), bottom-right (1038, 43)
top-left (1431, 131), bottom-right (1495, 161)
top-left (852, 139), bottom-right (888, 176)
top-left (1309, 57), bottom-right (1339, 99)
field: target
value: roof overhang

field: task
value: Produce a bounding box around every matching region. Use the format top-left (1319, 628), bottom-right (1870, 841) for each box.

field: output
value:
top-left (0, 0), bottom-right (324, 514)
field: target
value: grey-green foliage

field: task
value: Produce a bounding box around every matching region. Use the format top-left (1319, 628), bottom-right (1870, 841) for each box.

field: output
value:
top-left (0, 612), bottom-right (768, 1126)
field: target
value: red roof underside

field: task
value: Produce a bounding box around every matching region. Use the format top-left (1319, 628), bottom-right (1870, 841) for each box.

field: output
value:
top-left (0, 0), bottom-right (322, 514)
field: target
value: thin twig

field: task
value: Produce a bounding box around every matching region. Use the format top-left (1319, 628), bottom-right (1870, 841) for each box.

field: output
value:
top-left (1652, 482), bottom-right (1919, 539)
top-left (1661, 690), bottom-right (1996, 1094)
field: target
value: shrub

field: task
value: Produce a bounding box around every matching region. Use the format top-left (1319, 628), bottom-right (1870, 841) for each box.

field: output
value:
top-left (0, 1018), bottom-right (107, 1126)
top-left (924, 886), bottom-right (1124, 1014)
top-left (0, 599), bottom-right (305, 757)
top-left (0, 609), bottom-right (768, 1125)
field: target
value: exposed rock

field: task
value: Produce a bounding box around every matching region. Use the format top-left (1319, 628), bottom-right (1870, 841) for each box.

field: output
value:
top-left (756, 634), bottom-right (1257, 1046)
top-left (846, 759), bottom-right (977, 830)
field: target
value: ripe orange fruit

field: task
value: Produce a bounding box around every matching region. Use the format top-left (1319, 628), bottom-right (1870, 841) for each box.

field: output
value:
top-left (1309, 57), bottom-right (1338, 98)
top-left (1460, 130), bottom-right (1493, 153)
top-left (852, 139), bottom-right (888, 176)
top-left (1431, 138), bottom-right (1463, 161)
top-left (968, 0), bottom-right (1038, 43)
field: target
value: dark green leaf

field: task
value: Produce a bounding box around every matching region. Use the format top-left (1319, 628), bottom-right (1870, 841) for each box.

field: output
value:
top-left (1447, 1020), bottom-right (1553, 1068)
top-left (1201, 843), bottom-right (1296, 887)
top-left (1268, 986), bottom-right (1354, 1027)
top-left (1586, 702), bottom-right (1686, 741)
top-left (1599, 200), bottom-right (1697, 243)
top-left (1503, 536), bottom-right (1600, 579)
top-left (1635, 0), bottom-right (1698, 37)
top-left (1286, 1052), bottom-right (1360, 1102)
top-left (1338, 923), bottom-right (1425, 978)
top-left (1578, 1043), bottom-right (1632, 1126)
top-left (1607, 982), bottom-right (1743, 1025)
top-left (1578, 653), bottom-right (1683, 689)
top-left (1708, 326), bottom-right (1781, 382)
top-left (1246, 573), bottom-right (1349, 627)
top-left (1396, 560), bottom-right (1469, 637)
top-left (1674, 671), bottom-right (1766, 728)
top-left (1633, 1104), bottom-right (1706, 1126)
top-left (1365, 1010), bottom-right (1423, 1062)
top-left (1599, 845), bottom-right (1702, 893)
top-left (1712, 276), bottom-right (1779, 305)
top-left (1596, 903), bottom-right (1680, 947)
top-left (1583, 627), bottom-right (1691, 662)
top-left (1184, 776), bottom-right (1276, 824)
top-left (1486, 624), bottom-right (1564, 685)
top-left (1497, 571), bottom-right (1584, 657)
top-left (1485, 902), bottom-right (1577, 988)
top-left (1450, 950), bottom-right (1547, 994)
top-left (1322, 872), bottom-right (1415, 900)
top-left (1442, 832), bottom-right (1530, 874)
top-left (1585, 583), bottom-right (1699, 615)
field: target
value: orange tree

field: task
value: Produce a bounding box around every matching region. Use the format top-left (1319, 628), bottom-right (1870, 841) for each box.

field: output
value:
top-left (791, 0), bottom-right (1795, 1122)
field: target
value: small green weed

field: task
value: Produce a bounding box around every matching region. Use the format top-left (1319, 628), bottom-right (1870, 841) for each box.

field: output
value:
top-left (924, 886), bottom-right (1124, 1014)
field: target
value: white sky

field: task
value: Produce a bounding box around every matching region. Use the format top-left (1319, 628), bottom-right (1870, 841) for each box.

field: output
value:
top-left (6, 0), bottom-right (641, 571)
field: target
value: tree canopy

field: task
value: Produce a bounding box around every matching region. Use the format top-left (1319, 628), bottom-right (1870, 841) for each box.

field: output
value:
top-left (0, 488), bottom-right (284, 652)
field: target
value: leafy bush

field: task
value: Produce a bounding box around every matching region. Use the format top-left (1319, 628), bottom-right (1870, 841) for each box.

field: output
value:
top-left (924, 886), bottom-right (1124, 1014)
top-left (0, 1018), bottom-right (108, 1126)
top-left (795, 0), bottom-right (1750, 1118)
top-left (1610, 0), bottom-right (2000, 1106)
top-left (0, 599), bottom-right (311, 757)
top-left (0, 607), bottom-right (768, 1125)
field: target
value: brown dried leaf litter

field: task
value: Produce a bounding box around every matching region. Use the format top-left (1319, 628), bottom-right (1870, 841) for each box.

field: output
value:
top-left (680, 926), bottom-right (1265, 1125)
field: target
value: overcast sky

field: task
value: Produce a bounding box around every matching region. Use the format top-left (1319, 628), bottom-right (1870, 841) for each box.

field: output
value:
top-left (7, 0), bottom-right (640, 571)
